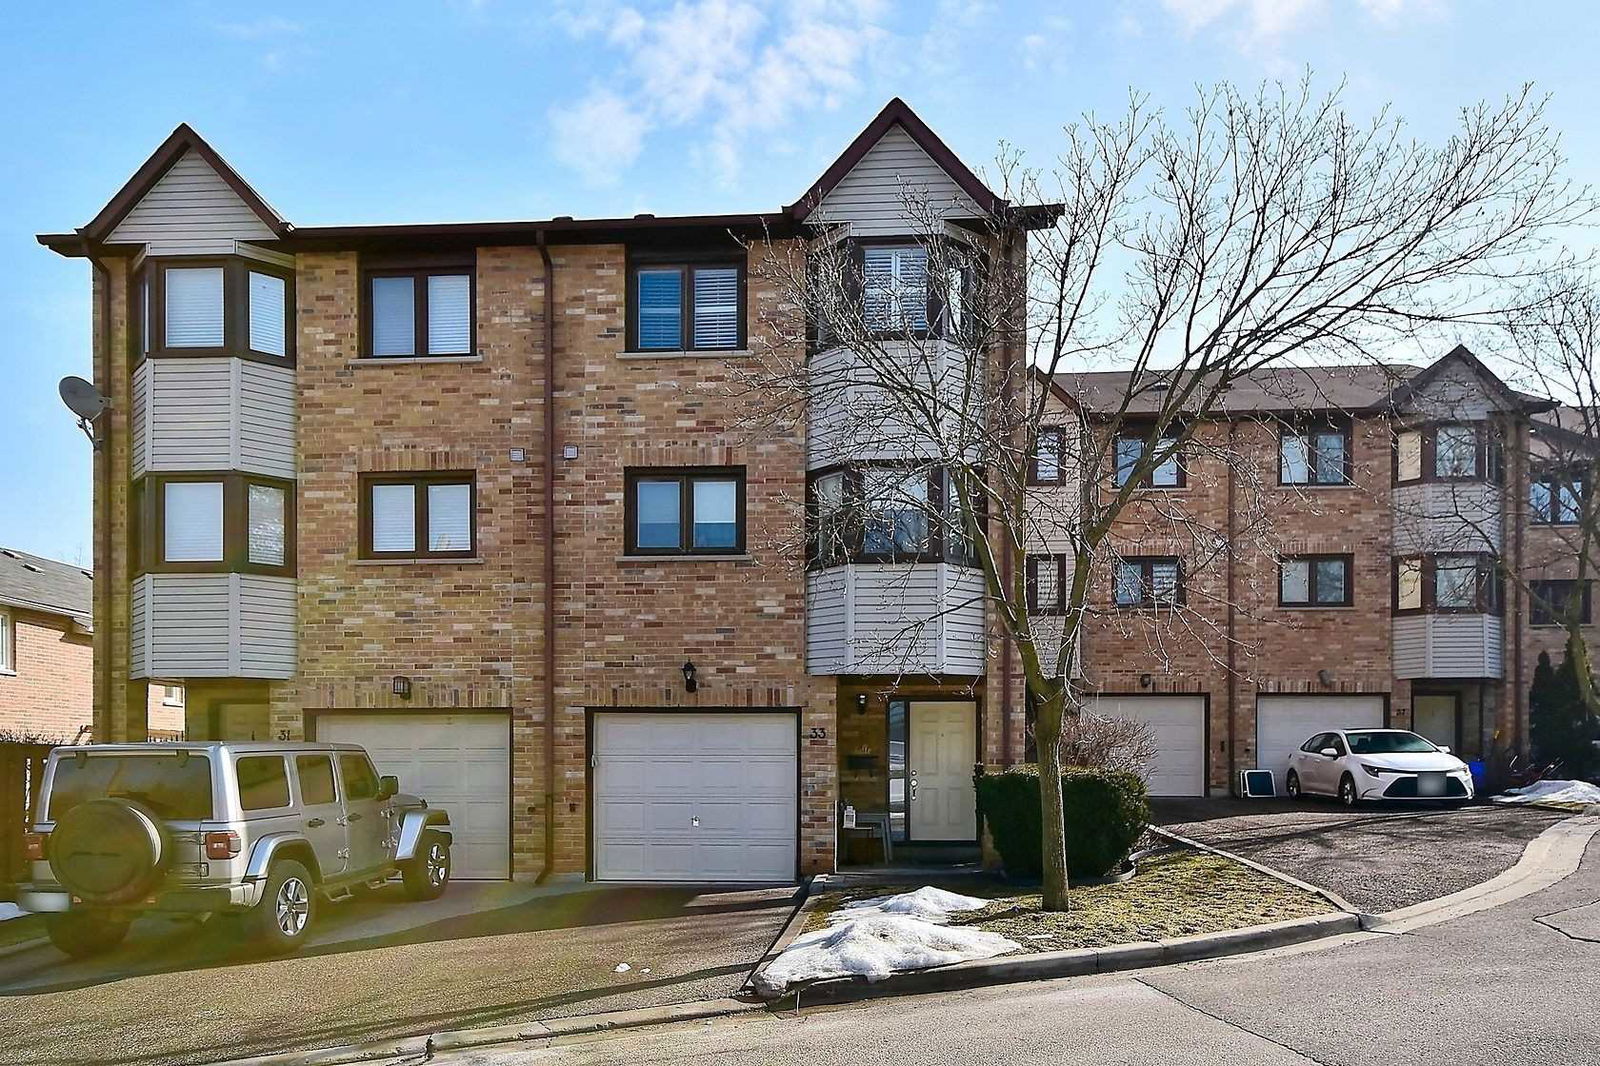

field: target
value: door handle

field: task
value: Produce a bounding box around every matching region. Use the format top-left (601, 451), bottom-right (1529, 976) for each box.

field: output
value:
top-left (348, 812), bottom-right (363, 822)
top-left (307, 818), bottom-right (325, 828)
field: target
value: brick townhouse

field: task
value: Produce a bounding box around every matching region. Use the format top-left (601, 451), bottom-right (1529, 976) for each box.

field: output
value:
top-left (1035, 347), bottom-right (1598, 796)
top-left (39, 99), bottom-right (1063, 882)
top-left (0, 547), bottom-right (181, 741)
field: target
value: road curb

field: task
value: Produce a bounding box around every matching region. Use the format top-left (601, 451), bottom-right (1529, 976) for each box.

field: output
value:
top-left (758, 910), bottom-right (1358, 1008)
top-left (737, 876), bottom-right (814, 995)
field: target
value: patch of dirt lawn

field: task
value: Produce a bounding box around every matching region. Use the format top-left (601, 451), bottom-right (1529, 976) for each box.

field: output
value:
top-left (811, 848), bottom-right (1335, 953)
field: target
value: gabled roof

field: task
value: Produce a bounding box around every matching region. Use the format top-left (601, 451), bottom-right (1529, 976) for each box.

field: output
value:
top-left (0, 547), bottom-right (92, 625)
top-left (1381, 343), bottom-right (1552, 414)
top-left (78, 123), bottom-right (288, 243)
top-left (785, 97), bottom-right (1006, 221)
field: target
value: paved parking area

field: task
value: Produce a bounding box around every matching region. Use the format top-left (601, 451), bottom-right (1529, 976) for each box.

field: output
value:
top-left (0, 881), bottom-right (800, 1066)
top-left (1152, 797), bottom-right (1570, 912)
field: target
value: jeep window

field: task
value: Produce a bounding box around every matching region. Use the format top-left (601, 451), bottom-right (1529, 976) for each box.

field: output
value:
top-left (339, 752), bottom-right (380, 801)
top-left (236, 755), bottom-right (291, 811)
top-left (46, 753), bottom-right (214, 821)
top-left (296, 755), bottom-right (337, 806)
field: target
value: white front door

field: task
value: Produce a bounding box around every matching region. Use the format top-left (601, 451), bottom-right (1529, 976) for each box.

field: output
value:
top-left (593, 712), bottom-right (797, 883)
top-left (909, 702), bottom-right (976, 841)
top-left (1413, 695), bottom-right (1458, 750)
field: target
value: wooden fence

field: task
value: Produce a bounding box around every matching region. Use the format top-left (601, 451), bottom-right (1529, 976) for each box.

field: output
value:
top-left (1, 743), bottom-right (53, 887)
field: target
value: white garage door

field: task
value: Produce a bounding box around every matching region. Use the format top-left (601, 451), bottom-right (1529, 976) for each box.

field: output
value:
top-left (316, 712), bottom-right (511, 880)
top-left (593, 712), bottom-right (797, 883)
top-left (1083, 695), bottom-right (1207, 797)
top-left (1255, 695), bottom-right (1385, 784)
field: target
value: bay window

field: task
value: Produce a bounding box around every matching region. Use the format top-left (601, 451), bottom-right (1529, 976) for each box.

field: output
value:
top-left (805, 464), bottom-right (984, 566)
top-left (862, 244), bottom-right (929, 333)
top-left (1393, 553), bottom-right (1500, 613)
top-left (140, 473), bottom-right (294, 575)
top-left (136, 258), bottom-right (294, 362)
top-left (361, 473), bottom-right (476, 559)
top-left (1394, 423), bottom-right (1498, 485)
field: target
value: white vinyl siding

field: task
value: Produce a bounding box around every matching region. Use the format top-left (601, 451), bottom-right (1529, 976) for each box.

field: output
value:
top-left (805, 563), bottom-right (985, 675)
top-left (1392, 615), bottom-right (1505, 679)
top-left (370, 277), bottom-right (415, 357)
top-left (426, 274), bottom-right (471, 355)
top-left (132, 359), bottom-right (295, 479)
top-left (426, 483), bottom-right (472, 552)
top-left (369, 484), bottom-right (416, 553)
top-left (130, 572), bottom-right (295, 679)
top-left (164, 481), bottom-right (224, 562)
top-left (105, 150), bottom-right (277, 247)
top-left (808, 124), bottom-right (983, 236)
top-left (247, 483), bottom-right (286, 566)
top-left (247, 271), bottom-right (287, 356)
top-left (691, 267), bottom-right (739, 348)
top-left (164, 267), bottom-right (225, 348)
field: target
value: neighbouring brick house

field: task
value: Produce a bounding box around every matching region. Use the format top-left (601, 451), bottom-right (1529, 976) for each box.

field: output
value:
top-left (0, 547), bottom-right (181, 741)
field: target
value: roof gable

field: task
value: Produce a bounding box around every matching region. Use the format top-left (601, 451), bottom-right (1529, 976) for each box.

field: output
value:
top-left (83, 124), bottom-right (286, 244)
top-left (1383, 344), bottom-right (1537, 417)
top-left (787, 98), bottom-right (1003, 224)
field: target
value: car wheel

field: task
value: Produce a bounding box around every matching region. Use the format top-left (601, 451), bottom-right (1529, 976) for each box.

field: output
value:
top-left (1285, 770), bottom-right (1304, 800)
top-left (45, 911), bottom-right (131, 959)
top-left (401, 831), bottom-right (451, 902)
top-left (1338, 774), bottom-right (1360, 808)
top-left (246, 859), bottom-right (317, 954)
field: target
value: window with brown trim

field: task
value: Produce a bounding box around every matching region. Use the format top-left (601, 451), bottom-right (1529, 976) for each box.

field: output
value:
top-left (1279, 421), bottom-right (1352, 486)
top-left (1530, 466), bottom-right (1587, 525)
top-left (1393, 423), bottom-right (1501, 486)
top-left (136, 472), bottom-right (295, 577)
top-left (805, 464), bottom-right (985, 567)
top-left (627, 253), bottom-right (746, 352)
top-left (1113, 432), bottom-right (1184, 488)
top-left (1392, 553), bottom-right (1501, 614)
top-left (1030, 426), bottom-right (1066, 486)
top-left (1531, 580), bottom-right (1592, 627)
top-left (359, 473), bottom-right (476, 559)
top-left (1114, 556), bottom-right (1183, 608)
top-left (135, 258), bottom-right (295, 364)
top-left (624, 468), bottom-right (746, 555)
top-left (362, 266), bottom-right (475, 358)
top-left (1279, 554), bottom-right (1353, 607)
top-left (1027, 554), bottom-right (1068, 614)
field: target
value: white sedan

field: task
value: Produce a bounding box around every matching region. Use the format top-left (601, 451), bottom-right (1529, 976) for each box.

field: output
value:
top-left (1284, 729), bottom-right (1474, 806)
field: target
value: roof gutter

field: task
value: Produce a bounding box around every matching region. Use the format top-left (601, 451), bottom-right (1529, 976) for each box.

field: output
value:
top-left (536, 231), bottom-right (559, 884)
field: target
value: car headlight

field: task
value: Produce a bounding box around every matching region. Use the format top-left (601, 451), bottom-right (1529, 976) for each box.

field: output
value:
top-left (1362, 764), bottom-right (1383, 778)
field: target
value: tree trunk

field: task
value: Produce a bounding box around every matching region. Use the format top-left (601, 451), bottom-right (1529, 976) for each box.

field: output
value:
top-left (1036, 689), bottom-right (1070, 911)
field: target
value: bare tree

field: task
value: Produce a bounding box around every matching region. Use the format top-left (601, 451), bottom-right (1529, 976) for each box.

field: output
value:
top-left (741, 78), bottom-right (1585, 910)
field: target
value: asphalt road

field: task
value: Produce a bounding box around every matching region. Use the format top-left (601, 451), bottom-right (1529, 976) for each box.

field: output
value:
top-left (440, 828), bottom-right (1600, 1066)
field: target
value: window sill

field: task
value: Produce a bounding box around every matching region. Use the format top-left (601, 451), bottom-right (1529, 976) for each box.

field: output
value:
top-left (616, 553), bottom-right (753, 563)
top-left (616, 349), bottom-right (751, 360)
top-left (347, 354), bottom-right (484, 368)
top-left (1275, 482), bottom-right (1356, 490)
top-left (353, 556), bottom-right (485, 566)
top-left (0, 669), bottom-right (15, 678)
top-left (1278, 604), bottom-right (1357, 610)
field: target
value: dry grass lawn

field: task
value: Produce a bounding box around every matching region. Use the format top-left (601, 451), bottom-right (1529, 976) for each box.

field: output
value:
top-left (808, 848), bottom-right (1334, 952)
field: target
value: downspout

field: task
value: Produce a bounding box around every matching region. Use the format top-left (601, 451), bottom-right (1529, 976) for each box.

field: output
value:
top-left (87, 248), bottom-right (113, 742)
top-left (536, 232), bottom-right (559, 882)
top-left (1225, 419), bottom-right (1238, 796)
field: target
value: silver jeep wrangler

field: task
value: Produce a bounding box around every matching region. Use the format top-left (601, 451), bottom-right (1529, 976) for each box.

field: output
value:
top-left (16, 742), bottom-right (452, 957)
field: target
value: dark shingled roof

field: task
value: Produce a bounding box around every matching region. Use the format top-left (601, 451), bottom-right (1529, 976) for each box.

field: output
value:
top-left (1049, 363), bottom-right (1423, 416)
top-left (0, 547), bottom-right (92, 624)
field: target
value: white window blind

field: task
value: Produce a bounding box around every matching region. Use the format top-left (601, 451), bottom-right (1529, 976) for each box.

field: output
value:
top-left (427, 483), bottom-right (472, 552)
top-left (164, 267), bottom-right (225, 348)
top-left (164, 481), bottom-right (224, 562)
top-left (692, 268), bottom-right (739, 349)
top-left (0, 609), bottom-right (12, 672)
top-left (370, 483), bottom-right (416, 552)
top-left (371, 277), bottom-right (415, 357)
top-left (427, 274), bottom-right (471, 355)
top-left (863, 245), bottom-right (928, 331)
top-left (248, 272), bottom-right (287, 356)
top-left (248, 483), bottom-right (287, 566)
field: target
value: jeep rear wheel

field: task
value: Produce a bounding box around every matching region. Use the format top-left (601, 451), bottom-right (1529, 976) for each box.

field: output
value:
top-left (46, 911), bottom-right (131, 959)
top-left (245, 859), bottom-right (317, 954)
top-left (401, 831), bottom-right (450, 901)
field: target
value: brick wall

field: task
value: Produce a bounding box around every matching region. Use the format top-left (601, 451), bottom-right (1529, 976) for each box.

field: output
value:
top-left (0, 608), bottom-right (92, 741)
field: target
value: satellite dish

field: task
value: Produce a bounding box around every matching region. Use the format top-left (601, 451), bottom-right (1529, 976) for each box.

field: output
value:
top-left (59, 376), bottom-right (108, 422)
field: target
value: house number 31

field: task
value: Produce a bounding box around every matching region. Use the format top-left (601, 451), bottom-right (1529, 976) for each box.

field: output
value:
top-left (807, 727), bottom-right (827, 739)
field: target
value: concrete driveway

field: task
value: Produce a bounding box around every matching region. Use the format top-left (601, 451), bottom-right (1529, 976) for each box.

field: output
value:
top-left (1152, 797), bottom-right (1570, 912)
top-left (0, 880), bottom-right (800, 1066)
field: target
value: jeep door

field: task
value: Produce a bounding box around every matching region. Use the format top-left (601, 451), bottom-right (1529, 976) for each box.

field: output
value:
top-left (293, 754), bottom-right (347, 879)
top-left (337, 751), bottom-right (388, 875)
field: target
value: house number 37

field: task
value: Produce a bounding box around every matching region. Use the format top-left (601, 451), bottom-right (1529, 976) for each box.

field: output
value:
top-left (807, 727), bottom-right (827, 739)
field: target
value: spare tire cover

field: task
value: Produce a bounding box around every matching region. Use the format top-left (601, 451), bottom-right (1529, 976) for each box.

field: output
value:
top-left (49, 799), bottom-right (168, 904)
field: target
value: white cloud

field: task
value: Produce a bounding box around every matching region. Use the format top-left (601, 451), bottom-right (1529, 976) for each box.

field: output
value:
top-left (1159, 0), bottom-right (1441, 43)
top-left (547, 0), bottom-right (889, 187)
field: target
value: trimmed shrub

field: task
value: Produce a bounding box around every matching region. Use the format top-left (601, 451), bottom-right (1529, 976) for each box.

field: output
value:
top-left (976, 765), bottom-right (1150, 880)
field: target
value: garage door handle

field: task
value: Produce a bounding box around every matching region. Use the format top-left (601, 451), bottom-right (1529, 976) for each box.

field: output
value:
top-left (348, 813), bottom-right (363, 822)
top-left (307, 818), bottom-right (325, 828)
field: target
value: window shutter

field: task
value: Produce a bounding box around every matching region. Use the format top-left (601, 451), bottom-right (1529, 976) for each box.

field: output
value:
top-left (637, 269), bottom-right (683, 349)
top-left (426, 483), bottom-right (472, 552)
top-left (247, 483), bottom-right (287, 566)
top-left (427, 274), bottom-right (472, 355)
top-left (691, 268), bottom-right (740, 349)
top-left (371, 277), bottom-right (416, 357)
top-left (164, 481), bottom-right (224, 561)
top-left (164, 267), bottom-right (225, 348)
top-left (248, 272), bottom-right (287, 356)
top-left (370, 483), bottom-right (416, 552)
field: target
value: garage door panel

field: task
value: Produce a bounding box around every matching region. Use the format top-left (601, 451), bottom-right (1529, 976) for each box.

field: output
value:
top-left (1256, 696), bottom-right (1384, 784)
top-left (1082, 696), bottom-right (1207, 797)
top-left (594, 712), bottom-right (798, 883)
top-left (316, 712), bottom-right (511, 880)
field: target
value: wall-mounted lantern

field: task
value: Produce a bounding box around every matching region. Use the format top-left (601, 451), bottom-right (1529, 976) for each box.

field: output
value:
top-left (682, 661), bottom-right (698, 693)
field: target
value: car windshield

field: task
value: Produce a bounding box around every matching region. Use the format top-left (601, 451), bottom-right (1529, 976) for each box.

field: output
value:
top-left (1345, 731), bottom-right (1438, 755)
top-left (46, 752), bottom-right (215, 821)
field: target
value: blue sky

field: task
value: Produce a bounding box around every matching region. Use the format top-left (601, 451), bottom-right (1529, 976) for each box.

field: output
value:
top-left (4, 0), bottom-right (1599, 564)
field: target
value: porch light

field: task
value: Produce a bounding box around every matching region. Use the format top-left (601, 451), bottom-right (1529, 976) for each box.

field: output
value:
top-left (855, 694), bottom-right (868, 715)
top-left (682, 661), bottom-right (698, 693)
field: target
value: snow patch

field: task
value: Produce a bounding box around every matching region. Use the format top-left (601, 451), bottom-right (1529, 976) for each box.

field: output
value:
top-left (0, 904), bottom-right (24, 923)
top-left (754, 885), bottom-right (1018, 995)
top-left (1495, 780), bottom-right (1600, 807)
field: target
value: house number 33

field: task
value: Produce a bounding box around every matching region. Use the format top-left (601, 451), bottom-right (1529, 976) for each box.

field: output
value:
top-left (807, 727), bottom-right (827, 739)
